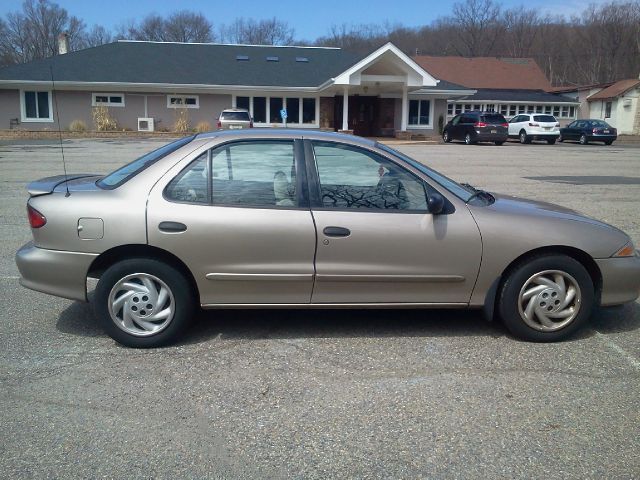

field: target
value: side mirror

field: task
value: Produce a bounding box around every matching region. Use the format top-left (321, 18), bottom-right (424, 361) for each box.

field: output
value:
top-left (428, 193), bottom-right (445, 215)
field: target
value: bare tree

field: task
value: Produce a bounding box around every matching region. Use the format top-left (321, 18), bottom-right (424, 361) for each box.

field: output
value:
top-left (80, 25), bottom-right (112, 48)
top-left (502, 8), bottom-right (540, 57)
top-left (219, 17), bottom-right (294, 45)
top-left (450, 0), bottom-right (502, 56)
top-left (2, 0), bottom-right (86, 64)
top-left (163, 11), bottom-right (213, 43)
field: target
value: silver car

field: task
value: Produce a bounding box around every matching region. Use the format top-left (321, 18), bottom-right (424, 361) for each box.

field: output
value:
top-left (216, 108), bottom-right (252, 130)
top-left (16, 130), bottom-right (640, 347)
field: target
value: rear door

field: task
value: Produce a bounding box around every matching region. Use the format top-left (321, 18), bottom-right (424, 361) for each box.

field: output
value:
top-left (508, 115), bottom-right (524, 136)
top-left (147, 138), bottom-right (316, 305)
top-left (305, 139), bottom-right (482, 304)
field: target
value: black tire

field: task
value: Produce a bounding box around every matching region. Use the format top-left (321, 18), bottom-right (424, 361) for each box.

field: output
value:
top-left (579, 134), bottom-right (588, 145)
top-left (519, 130), bottom-right (530, 144)
top-left (443, 130), bottom-right (451, 143)
top-left (547, 138), bottom-right (556, 145)
top-left (465, 133), bottom-right (475, 145)
top-left (94, 258), bottom-right (195, 348)
top-left (605, 140), bottom-right (613, 145)
top-left (497, 254), bottom-right (594, 342)
top-left (494, 141), bottom-right (504, 146)
top-left (558, 134), bottom-right (564, 142)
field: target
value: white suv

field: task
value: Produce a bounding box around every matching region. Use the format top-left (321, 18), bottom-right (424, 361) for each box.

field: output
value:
top-left (508, 114), bottom-right (560, 144)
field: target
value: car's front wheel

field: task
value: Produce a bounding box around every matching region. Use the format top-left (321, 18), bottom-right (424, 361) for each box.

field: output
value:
top-left (94, 258), bottom-right (195, 348)
top-left (498, 254), bottom-right (594, 342)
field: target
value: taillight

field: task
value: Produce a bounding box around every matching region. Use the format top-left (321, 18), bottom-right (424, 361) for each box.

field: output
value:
top-left (27, 204), bottom-right (46, 228)
top-left (593, 128), bottom-right (598, 133)
top-left (528, 122), bottom-right (539, 127)
top-left (475, 122), bottom-right (487, 127)
top-left (216, 120), bottom-right (222, 129)
top-left (500, 122), bottom-right (508, 127)
top-left (555, 123), bottom-right (560, 127)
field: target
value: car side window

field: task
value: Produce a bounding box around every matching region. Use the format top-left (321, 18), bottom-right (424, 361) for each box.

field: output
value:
top-left (451, 115), bottom-right (461, 126)
top-left (312, 141), bottom-right (428, 211)
top-left (164, 152), bottom-right (209, 204)
top-left (211, 141), bottom-right (297, 208)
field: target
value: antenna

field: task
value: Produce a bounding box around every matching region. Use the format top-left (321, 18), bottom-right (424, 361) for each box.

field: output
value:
top-left (49, 65), bottom-right (70, 197)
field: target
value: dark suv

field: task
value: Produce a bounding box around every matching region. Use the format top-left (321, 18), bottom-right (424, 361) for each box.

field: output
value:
top-left (443, 112), bottom-right (509, 145)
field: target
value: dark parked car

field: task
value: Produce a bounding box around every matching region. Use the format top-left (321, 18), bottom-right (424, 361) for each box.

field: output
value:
top-left (443, 112), bottom-right (509, 145)
top-left (559, 119), bottom-right (617, 145)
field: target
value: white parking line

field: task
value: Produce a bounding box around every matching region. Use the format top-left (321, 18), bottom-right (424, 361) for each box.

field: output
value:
top-left (1, 275), bottom-right (20, 279)
top-left (595, 330), bottom-right (640, 370)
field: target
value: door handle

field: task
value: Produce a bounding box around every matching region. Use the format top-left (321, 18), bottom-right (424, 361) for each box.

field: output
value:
top-left (158, 221), bottom-right (187, 233)
top-left (323, 226), bottom-right (351, 237)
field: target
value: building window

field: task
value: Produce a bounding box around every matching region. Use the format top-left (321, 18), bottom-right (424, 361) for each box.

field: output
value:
top-left (302, 98), bottom-right (316, 124)
top-left (21, 90), bottom-right (53, 122)
top-left (464, 104), bottom-right (472, 112)
top-left (499, 104), bottom-right (508, 115)
top-left (92, 93), bottom-right (125, 107)
top-left (561, 106), bottom-right (569, 118)
top-left (447, 103), bottom-right (454, 115)
top-left (485, 104), bottom-right (495, 112)
top-left (535, 105), bottom-right (543, 113)
top-left (408, 99), bottom-right (431, 126)
top-left (545, 106), bottom-right (552, 114)
top-left (269, 97), bottom-right (283, 122)
top-left (527, 105), bottom-right (534, 113)
top-left (569, 106), bottom-right (575, 118)
top-left (509, 105), bottom-right (517, 116)
top-left (518, 105), bottom-right (525, 114)
top-left (455, 104), bottom-right (462, 114)
top-left (253, 97), bottom-right (267, 123)
top-left (553, 106), bottom-right (560, 117)
top-left (605, 102), bottom-right (612, 118)
top-left (286, 98), bottom-right (300, 123)
top-left (236, 96), bottom-right (250, 111)
top-left (167, 95), bottom-right (199, 108)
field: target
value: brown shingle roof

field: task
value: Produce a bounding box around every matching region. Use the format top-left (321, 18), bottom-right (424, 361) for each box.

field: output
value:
top-left (412, 56), bottom-right (552, 90)
top-left (587, 79), bottom-right (640, 101)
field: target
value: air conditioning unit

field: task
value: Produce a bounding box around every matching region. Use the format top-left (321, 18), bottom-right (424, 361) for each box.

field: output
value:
top-left (138, 117), bottom-right (154, 132)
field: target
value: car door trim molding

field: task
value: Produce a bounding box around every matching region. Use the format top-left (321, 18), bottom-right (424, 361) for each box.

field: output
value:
top-left (206, 273), bottom-right (313, 282)
top-left (315, 274), bottom-right (465, 283)
top-left (200, 302), bottom-right (468, 309)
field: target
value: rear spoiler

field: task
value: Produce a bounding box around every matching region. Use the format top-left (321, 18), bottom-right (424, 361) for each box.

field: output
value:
top-left (27, 174), bottom-right (96, 197)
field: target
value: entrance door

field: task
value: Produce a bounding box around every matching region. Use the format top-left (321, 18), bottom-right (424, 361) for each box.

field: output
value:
top-left (350, 96), bottom-right (377, 137)
top-left (306, 140), bottom-right (482, 304)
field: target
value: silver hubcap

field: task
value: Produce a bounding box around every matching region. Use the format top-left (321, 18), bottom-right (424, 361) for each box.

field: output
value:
top-left (465, 135), bottom-right (470, 144)
top-left (517, 270), bottom-right (581, 332)
top-left (520, 133), bottom-right (526, 143)
top-left (108, 273), bottom-right (175, 337)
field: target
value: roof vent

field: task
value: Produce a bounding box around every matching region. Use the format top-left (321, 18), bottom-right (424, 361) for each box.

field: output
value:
top-left (236, 55), bottom-right (249, 61)
top-left (295, 57), bottom-right (309, 63)
top-left (266, 56), bottom-right (279, 62)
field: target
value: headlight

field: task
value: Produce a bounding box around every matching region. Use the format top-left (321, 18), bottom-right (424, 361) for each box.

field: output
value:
top-left (612, 241), bottom-right (638, 257)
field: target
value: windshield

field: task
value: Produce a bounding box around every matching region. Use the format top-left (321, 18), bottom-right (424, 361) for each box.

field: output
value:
top-left (376, 143), bottom-right (475, 202)
top-left (97, 136), bottom-right (195, 189)
top-left (221, 111), bottom-right (251, 121)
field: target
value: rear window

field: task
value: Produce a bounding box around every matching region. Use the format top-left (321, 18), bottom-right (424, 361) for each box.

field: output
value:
top-left (97, 136), bottom-right (195, 189)
top-left (533, 115), bottom-right (556, 122)
top-left (481, 114), bottom-right (506, 124)
top-left (589, 120), bottom-right (610, 128)
top-left (221, 111), bottom-right (251, 121)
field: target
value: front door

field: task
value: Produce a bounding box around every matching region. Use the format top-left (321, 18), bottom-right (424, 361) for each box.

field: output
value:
top-left (146, 139), bottom-right (316, 305)
top-left (306, 140), bottom-right (482, 304)
top-left (349, 96), bottom-right (377, 137)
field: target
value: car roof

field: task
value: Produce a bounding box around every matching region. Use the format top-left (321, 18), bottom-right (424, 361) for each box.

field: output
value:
top-left (194, 129), bottom-right (378, 147)
top-left (221, 108), bottom-right (249, 112)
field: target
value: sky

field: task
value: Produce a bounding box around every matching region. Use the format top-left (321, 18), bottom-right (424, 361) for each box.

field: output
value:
top-left (0, 0), bottom-right (587, 41)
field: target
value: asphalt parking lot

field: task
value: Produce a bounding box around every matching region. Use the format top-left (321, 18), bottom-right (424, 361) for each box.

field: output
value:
top-left (1, 137), bottom-right (639, 479)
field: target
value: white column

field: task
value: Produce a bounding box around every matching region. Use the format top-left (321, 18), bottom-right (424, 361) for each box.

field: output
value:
top-left (342, 86), bottom-right (349, 131)
top-left (401, 86), bottom-right (408, 131)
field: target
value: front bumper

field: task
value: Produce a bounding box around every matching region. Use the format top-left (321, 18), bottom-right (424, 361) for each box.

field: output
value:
top-left (15, 242), bottom-right (98, 302)
top-left (596, 254), bottom-right (640, 306)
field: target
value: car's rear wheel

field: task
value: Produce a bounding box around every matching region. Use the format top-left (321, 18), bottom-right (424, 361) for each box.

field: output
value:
top-left (580, 134), bottom-right (588, 145)
top-left (443, 130), bottom-right (451, 143)
top-left (498, 254), bottom-right (594, 342)
top-left (605, 140), bottom-right (613, 145)
top-left (519, 130), bottom-right (530, 144)
top-left (547, 138), bottom-right (556, 145)
top-left (465, 133), bottom-right (475, 145)
top-left (494, 141), bottom-right (504, 146)
top-left (558, 134), bottom-right (564, 142)
top-left (95, 258), bottom-right (195, 348)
